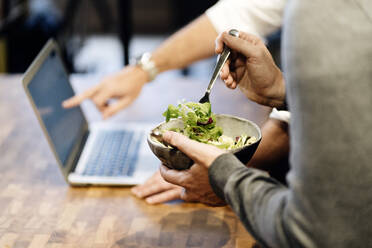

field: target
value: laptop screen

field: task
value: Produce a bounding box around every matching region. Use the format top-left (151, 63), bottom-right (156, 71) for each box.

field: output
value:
top-left (27, 49), bottom-right (86, 167)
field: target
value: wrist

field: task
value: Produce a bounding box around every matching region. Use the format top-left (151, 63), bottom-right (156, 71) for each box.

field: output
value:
top-left (275, 73), bottom-right (287, 109)
top-left (134, 52), bottom-right (159, 82)
top-left (120, 65), bottom-right (149, 86)
top-left (267, 70), bottom-right (286, 109)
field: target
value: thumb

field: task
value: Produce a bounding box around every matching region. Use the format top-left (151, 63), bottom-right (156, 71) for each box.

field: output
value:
top-left (162, 131), bottom-right (224, 167)
top-left (220, 31), bottom-right (262, 59)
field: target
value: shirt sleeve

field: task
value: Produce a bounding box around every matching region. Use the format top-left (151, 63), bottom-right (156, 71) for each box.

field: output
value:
top-left (209, 153), bottom-right (302, 248)
top-left (205, 0), bottom-right (286, 39)
top-left (269, 108), bottom-right (291, 123)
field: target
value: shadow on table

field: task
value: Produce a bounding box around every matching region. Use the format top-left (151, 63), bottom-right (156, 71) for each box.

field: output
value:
top-left (113, 209), bottom-right (230, 248)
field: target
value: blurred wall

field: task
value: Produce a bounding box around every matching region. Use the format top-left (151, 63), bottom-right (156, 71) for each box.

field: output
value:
top-left (1, 0), bottom-right (216, 73)
top-left (54, 0), bottom-right (216, 34)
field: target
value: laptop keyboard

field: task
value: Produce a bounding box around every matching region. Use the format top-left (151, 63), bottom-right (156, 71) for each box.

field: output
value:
top-left (82, 130), bottom-right (143, 177)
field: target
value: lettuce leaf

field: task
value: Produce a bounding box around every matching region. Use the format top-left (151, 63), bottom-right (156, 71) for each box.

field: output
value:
top-left (162, 101), bottom-right (254, 149)
top-left (162, 101), bottom-right (222, 144)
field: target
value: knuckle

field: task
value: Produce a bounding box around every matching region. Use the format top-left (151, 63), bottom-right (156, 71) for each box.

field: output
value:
top-left (159, 169), bottom-right (167, 179)
top-left (168, 133), bottom-right (176, 145)
top-left (170, 132), bottom-right (183, 146)
top-left (162, 174), bottom-right (172, 184)
top-left (251, 50), bottom-right (261, 59)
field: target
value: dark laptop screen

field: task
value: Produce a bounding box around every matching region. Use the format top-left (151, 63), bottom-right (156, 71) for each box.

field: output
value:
top-left (27, 50), bottom-right (86, 166)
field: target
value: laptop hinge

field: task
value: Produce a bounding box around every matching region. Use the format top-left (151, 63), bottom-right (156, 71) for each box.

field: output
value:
top-left (70, 130), bottom-right (90, 173)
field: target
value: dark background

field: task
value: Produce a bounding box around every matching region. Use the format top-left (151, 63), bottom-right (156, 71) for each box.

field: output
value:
top-left (0, 0), bottom-right (217, 73)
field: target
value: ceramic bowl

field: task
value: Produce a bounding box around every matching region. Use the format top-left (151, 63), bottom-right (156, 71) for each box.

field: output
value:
top-left (147, 114), bottom-right (261, 170)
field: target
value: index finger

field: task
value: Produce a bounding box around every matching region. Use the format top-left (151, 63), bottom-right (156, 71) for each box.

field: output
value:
top-left (62, 85), bottom-right (100, 108)
top-left (220, 31), bottom-right (261, 59)
top-left (214, 31), bottom-right (229, 54)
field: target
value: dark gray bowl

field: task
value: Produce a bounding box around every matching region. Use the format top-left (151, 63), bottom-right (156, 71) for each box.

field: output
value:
top-left (147, 114), bottom-right (261, 170)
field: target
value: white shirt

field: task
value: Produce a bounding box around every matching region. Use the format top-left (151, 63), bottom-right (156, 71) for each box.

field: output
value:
top-left (206, 0), bottom-right (286, 40)
top-left (206, 0), bottom-right (290, 123)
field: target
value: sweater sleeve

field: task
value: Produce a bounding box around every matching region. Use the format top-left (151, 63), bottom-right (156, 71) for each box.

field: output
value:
top-left (209, 153), bottom-right (302, 248)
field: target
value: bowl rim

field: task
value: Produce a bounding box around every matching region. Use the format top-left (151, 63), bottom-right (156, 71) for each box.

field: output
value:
top-left (147, 113), bottom-right (262, 150)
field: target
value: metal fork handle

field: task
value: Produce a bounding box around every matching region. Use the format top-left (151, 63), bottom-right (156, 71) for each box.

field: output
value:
top-left (206, 29), bottom-right (240, 94)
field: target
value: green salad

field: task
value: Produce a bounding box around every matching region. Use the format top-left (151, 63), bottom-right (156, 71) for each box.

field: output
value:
top-left (162, 101), bottom-right (256, 150)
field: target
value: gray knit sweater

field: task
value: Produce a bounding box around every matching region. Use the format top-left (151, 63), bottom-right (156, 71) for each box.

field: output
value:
top-left (209, 1), bottom-right (372, 247)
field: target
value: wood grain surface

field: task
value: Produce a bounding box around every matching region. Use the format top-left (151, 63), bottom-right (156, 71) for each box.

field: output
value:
top-left (0, 74), bottom-right (270, 248)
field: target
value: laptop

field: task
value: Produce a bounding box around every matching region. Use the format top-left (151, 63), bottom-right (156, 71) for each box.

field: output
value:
top-left (22, 39), bottom-right (159, 185)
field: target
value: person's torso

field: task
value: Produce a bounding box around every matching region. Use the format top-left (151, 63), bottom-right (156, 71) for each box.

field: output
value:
top-left (282, 0), bottom-right (372, 247)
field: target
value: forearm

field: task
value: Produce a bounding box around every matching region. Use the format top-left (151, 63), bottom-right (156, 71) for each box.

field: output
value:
top-left (209, 154), bottom-right (298, 248)
top-left (207, 118), bottom-right (292, 245)
top-left (151, 14), bottom-right (218, 73)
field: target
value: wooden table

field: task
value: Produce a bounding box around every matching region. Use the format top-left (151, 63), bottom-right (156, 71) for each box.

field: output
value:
top-left (0, 74), bottom-right (270, 248)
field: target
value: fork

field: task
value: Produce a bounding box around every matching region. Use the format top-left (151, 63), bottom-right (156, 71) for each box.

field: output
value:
top-left (199, 29), bottom-right (240, 103)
